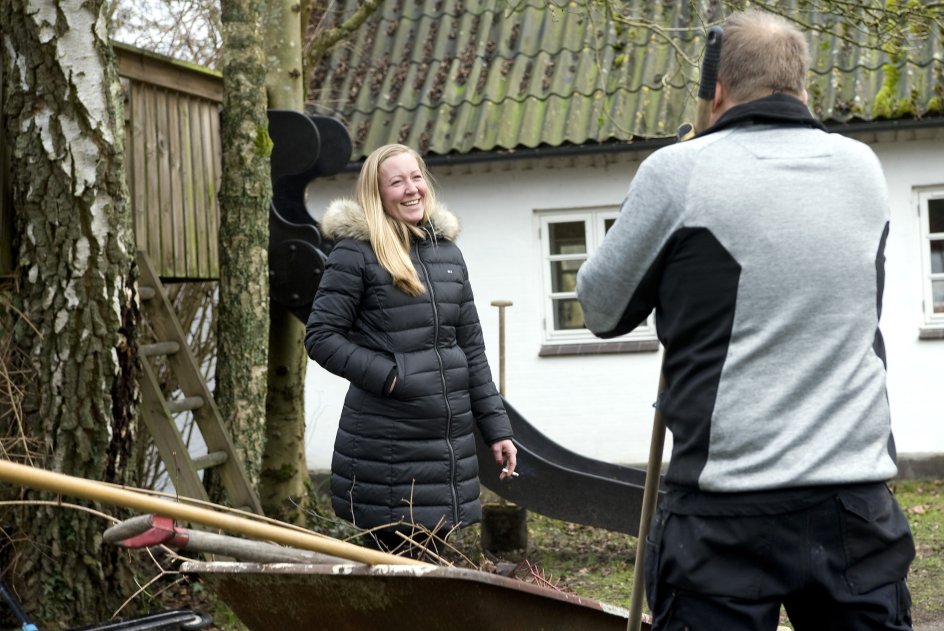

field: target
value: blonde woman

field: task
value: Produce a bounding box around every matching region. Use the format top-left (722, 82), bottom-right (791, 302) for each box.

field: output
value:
top-left (305, 144), bottom-right (516, 558)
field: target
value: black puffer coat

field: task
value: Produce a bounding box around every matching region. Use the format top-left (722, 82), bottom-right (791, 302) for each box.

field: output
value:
top-left (305, 199), bottom-right (513, 532)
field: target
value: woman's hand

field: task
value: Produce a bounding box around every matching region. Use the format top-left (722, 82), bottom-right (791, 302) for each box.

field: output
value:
top-left (491, 439), bottom-right (517, 480)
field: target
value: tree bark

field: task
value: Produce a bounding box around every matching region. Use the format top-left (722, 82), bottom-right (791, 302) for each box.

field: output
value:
top-left (0, 0), bottom-right (139, 623)
top-left (260, 0), bottom-right (311, 524)
top-left (216, 0), bottom-right (272, 491)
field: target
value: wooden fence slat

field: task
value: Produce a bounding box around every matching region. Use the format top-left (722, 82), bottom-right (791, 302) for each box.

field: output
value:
top-left (188, 98), bottom-right (210, 279)
top-left (204, 102), bottom-right (221, 276)
top-left (128, 82), bottom-right (149, 262)
top-left (167, 90), bottom-right (186, 278)
top-left (157, 89), bottom-right (175, 273)
top-left (178, 96), bottom-right (199, 278)
top-left (144, 84), bottom-right (163, 266)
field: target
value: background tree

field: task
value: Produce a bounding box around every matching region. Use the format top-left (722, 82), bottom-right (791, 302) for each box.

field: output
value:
top-left (596, 0), bottom-right (943, 104)
top-left (214, 0), bottom-right (273, 493)
top-left (0, 0), bottom-right (140, 624)
top-left (107, 0), bottom-right (223, 68)
top-left (259, 0), bottom-right (314, 523)
top-left (305, 0), bottom-right (384, 70)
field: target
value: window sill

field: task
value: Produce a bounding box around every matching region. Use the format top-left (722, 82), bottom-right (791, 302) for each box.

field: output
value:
top-left (918, 326), bottom-right (944, 340)
top-left (539, 339), bottom-right (660, 357)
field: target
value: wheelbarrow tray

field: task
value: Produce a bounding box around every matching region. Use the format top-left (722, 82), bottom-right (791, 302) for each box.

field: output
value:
top-left (181, 561), bottom-right (649, 631)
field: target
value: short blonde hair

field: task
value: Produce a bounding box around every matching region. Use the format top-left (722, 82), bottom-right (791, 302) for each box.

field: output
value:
top-left (718, 10), bottom-right (811, 103)
top-left (356, 144), bottom-right (437, 296)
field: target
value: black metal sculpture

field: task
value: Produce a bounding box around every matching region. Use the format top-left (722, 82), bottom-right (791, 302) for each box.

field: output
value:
top-left (267, 110), bottom-right (352, 322)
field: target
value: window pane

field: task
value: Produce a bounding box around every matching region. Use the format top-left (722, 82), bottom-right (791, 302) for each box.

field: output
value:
top-left (551, 259), bottom-right (582, 292)
top-left (932, 239), bottom-right (944, 275)
top-left (553, 298), bottom-right (585, 330)
top-left (549, 222), bottom-right (586, 255)
top-left (604, 218), bottom-right (616, 233)
top-left (930, 199), bottom-right (944, 234)
top-left (934, 280), bottom-right (944, 314)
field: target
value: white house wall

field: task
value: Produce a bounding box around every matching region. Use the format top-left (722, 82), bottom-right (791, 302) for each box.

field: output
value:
top-left (303, 130), bottom-right (944, 470)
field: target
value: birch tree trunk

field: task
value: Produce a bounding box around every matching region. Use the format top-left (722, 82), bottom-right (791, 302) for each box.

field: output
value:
top-left (260, 0), bottom-right (311, 524)
top-left (0, 0), bottom-right (139, 623)
top-left (216, 0), bottom-right (272, 490)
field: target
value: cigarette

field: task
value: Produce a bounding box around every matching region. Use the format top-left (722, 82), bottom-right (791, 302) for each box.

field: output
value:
top-left (501, 468), bottom-right (520, 478)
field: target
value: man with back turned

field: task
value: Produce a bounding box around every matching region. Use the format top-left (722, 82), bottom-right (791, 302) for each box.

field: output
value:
top-left (577, 10), bottom-right (915, 630)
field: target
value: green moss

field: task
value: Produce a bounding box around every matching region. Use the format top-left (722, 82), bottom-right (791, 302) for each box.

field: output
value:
top-left (255, 128), bottom-right (273, 158)
top-left (927, 96), bottom-right (943, 114)
top-left (893, 90), bottom-right (920, 117)
top-left (263, 462), bottom-right (298, 482)
top-left (872, 62), bottom-right (901, 118)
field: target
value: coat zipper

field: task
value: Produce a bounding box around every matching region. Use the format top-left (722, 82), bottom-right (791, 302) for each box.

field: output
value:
top-left (416, 235), bottom-right (459, 525)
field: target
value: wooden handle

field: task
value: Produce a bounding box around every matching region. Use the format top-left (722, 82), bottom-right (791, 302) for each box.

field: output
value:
top-left (626, 371), bottom-right (667, 631)
top-left (0, 459), bottom-right (429, 567)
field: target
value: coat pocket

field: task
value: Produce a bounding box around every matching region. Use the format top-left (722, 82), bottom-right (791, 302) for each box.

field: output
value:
top-left (390, 352), bottom-right (406, 398)
top-left (836, 486), bottom-right (915, 594)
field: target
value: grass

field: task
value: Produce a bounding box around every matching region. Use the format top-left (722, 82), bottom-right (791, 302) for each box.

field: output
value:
top-left (893, 479), bottom-right (944, 626)
top-left (475, 481), bottom-right (944, 628)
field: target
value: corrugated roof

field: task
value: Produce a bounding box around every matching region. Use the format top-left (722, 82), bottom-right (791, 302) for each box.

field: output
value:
top-left (308, 0), bottom-right (944, 160)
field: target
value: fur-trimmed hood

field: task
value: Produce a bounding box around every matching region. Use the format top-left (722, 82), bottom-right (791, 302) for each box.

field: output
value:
top-left (320, 198), bottom-right (461, 242)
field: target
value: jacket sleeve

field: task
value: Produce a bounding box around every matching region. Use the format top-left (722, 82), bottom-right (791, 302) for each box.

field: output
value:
top-left (576, 148), bottom-right (687, 338)
top-left (455, 257), bottom-right (514, 445)
top-left (305, 242), bottom-right (397, 397)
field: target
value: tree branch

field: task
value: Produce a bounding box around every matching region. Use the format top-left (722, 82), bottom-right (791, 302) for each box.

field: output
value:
top-left (305, 0), bottom-right (384, 70)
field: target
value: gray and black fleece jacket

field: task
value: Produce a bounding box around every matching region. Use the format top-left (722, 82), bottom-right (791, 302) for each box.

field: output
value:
top-left (576, 94), bottom-right (898, 494)
top-left (305, 199), bottom-right (512, 532)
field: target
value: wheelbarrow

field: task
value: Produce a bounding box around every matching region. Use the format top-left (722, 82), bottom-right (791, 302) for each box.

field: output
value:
top-left (105, 514), bottom-right (650, 631)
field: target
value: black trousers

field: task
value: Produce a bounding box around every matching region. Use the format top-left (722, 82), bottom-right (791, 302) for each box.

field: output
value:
top-left (645, 484), bottom-right (915, 631)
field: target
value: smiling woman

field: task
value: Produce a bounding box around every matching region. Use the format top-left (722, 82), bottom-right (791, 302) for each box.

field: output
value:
top-left (378, 152), bottom-right (429, 225)
top-left (304, 144), bottom-right (518, 561)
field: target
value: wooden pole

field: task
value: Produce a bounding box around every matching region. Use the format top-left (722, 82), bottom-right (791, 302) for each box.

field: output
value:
top-left (0, 459), bottom-right (428, 567)
top-left (626, 26), bottom-right (722, 631)
top-left (626, 371), bottom-right (666, 631)
top-left (490, 300), bottom-right (513, 397)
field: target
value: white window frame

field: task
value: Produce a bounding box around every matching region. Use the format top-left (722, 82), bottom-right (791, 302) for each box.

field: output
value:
top-left (918, 188), bottom-right (944, 330)
top-left (538, 206), bottom-right (655, 345)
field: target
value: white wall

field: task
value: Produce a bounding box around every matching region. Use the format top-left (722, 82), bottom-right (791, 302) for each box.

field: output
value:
top-left (303, 131), bottom-right (944, 470)
top-left (869, 129), bottom-right (944, 456)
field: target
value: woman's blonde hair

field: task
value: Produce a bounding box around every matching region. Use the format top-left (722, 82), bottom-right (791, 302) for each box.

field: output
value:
top-left (356, 144), bottom-right (437, 296)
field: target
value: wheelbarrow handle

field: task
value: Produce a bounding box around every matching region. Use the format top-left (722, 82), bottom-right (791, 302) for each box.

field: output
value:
top-left (104, 514), bottom-right (190, 549)
top-left (0, 578), bottom-right (39, 631)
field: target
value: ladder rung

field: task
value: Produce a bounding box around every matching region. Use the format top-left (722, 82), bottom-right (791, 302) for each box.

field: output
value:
top-left (139, 286), bottom-right (156, 300)
top-left (166, 396), bottom-right (205, 413)
top-left (140, 341), bottom-right (181, 357)
top-left (192, 451), bottom-right (229, 471)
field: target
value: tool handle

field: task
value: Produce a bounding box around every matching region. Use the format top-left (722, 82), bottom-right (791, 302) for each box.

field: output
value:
top-left (693, 26), bottom-right (724, 134)
top-left (697, 27), bottom-right (724, 101)
top-left (626, 372), bottom-right (666, 631)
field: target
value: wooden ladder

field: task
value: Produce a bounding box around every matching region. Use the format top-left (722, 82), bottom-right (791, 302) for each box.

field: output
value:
top-left (136, 251), bottom-right (263, 515)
